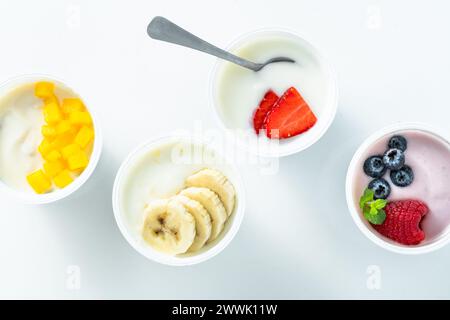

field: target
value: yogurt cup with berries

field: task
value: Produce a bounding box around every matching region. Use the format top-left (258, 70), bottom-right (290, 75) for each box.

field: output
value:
top-left (346, 123), bottom-right (450, 254)
top-left (0, 75), bottom-right (102, 204)
top-left (210, 29), bottom-right (338, 157)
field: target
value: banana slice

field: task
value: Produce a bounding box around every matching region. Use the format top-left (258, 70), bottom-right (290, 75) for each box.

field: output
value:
top-left (185, 168), bottom-right (236, 216)
top-left (142, 199), bottom-right (196, 255)
top-left (180, 187), bottom-right (227, 241)
top-left (173, 195), bottom-right (212, 252)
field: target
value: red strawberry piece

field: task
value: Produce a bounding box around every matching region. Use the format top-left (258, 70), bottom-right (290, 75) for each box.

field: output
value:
top-left (373, 200), bottom-right (428, 245)
top-left (252, 90), bottom-right (279, 134)
top-left (265, 87), bottom-right (317, 139)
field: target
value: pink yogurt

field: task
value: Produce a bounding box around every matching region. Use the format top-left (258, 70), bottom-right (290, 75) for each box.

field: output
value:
top-left (353, 130), bottom-right (450, 244)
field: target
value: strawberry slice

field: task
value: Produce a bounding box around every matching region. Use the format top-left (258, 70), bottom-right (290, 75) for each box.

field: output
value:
top-left (252, 90), bottom-right (279, 134)
top-left (265, 87), bottom-right (317, 139)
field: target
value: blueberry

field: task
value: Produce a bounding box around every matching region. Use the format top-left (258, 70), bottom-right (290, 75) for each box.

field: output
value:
top-left (368, 178), bottom-right (391, 200)
top-left (363, 155), bottom-right (387, 178)
top-left (388, 135), bottom-right (408, 152)
top-left (390, 165), bottom-right (414, 187)
top-left (383, 148), bottom-right (405, 170)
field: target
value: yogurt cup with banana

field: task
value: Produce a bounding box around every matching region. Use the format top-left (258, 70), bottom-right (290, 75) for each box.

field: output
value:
top-left (112, 135), bottom-right (245, 266)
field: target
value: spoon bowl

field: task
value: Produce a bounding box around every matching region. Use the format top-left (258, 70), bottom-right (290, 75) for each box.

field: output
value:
top-left (252, 56), bottom-right (296, 72)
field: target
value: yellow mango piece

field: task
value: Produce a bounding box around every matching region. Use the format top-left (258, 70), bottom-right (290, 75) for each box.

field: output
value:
top-left (44, 94), bottom-right (59, 106)
top-left (67, 151), bottom-right (89, 171)
top-left (27, 169), bottom-right (52, 194)
top-left (61, 143), bottom-right (81, 160)
top-left (41, 125), bottom-right (57, 139)
top-left (43, 102), bottom-right (62, 124)
top-left (34, 82), bottom-right (54, 99)
top-left (44, 150), bottom-right (61, 162)
top-left (74, 126), bottom-right (94, 148)
top-left (43, 160), bottom-right (65, 178)
top-left (53, 170), bottom-right (74, 188)
top-left (69, 111), bottom-right (92, 125)
top-left (62, 98), bottom-right (84, 114)
top-left (38, 139), bottom-right (53, 157)
top-left (56, 120), bottom-right (72, 135)
top-left (50, 132), bottom-right (74, 150)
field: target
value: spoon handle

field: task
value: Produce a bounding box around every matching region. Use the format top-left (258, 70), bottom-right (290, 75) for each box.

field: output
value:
top-left (147, 17), bottom-right (260, 71)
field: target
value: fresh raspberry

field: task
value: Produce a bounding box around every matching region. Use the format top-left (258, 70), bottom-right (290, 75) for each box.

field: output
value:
top-left (372, 200), bottom-right (428, 245)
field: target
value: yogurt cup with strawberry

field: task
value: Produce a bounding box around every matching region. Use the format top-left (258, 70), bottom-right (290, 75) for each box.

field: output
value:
top-left (210, 29), bottom-right (338, 157)
top-left (346, 123), bottom-right (450, 254)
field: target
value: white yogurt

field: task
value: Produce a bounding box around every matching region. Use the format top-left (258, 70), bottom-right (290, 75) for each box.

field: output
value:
top-left (0, 83), bottom-right (44, 191)
top-left (117, 137), bottom-right (239, 237)
top-left (211, 30), bottom-right (338, 156)
top-left (0, 82), bottom-right (81, 193)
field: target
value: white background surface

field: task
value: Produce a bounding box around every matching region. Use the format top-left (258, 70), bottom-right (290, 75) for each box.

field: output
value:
top-left (0, 0), bottom-right (449, 299)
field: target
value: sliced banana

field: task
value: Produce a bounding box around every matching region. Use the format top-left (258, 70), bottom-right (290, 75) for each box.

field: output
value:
top-left (180, 187), bottom-right (227, 241)
top-left (173, 195), bottom-right (212, 252)
top-left (185, 168), bottom-right (236, 216)
top-left (142, 199), bottom-right (196, 255)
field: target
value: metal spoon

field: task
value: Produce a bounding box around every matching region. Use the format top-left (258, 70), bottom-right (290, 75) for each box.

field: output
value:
top-left (147, 16), bottom-right (295, 72)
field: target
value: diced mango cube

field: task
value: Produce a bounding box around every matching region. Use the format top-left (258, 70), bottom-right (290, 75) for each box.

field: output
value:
top-left (44, 94), bottom-right (59, 106)
top-left (43, 102), bottom-right (62, 124)
top-left (27, 169), bottom-right (52, 194)
top-left (61, 143), bottom-right (81, 160)
top-left (67, 151), bottom-right (89, 171)
top-left (74, 126), bottom-right (94, 148)
top-left (53, 170), bottom-right (74, 188)
top-left (41, 125), bottom-right (57, 139)
top-left (38, 139), bottom-right (53, 157)
top-left (62, 98), bottom-right (84, 114)
top-left (44, 150), bottom-right (61, 162)
top-left (56, 120), bottom-right (72, 135)
top-left (50, 132), bottom-right (74, 150)
top-left (34, 82), bottom-right (54, 99)
top-left (69, 111), bottom-right (92, 125)
top-left (43, 160), bottom-right (65, 177)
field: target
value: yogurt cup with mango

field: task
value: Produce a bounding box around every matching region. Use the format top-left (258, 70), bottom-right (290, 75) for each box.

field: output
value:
top-left (0, 75), bottom-right (102, 204)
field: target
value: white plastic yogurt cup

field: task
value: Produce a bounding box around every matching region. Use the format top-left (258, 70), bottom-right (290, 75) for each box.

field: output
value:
top-left (0, 74), bottom-right (102, 204)
top-left (346, 123), bottom-right (450, 254)
top-left (210, 29), bottom-right (338, 157)
top-left (112, 135), bottom-right (246, 266)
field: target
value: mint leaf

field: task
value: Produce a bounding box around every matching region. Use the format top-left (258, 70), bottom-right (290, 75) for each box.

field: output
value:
top-left (363, 208), bottom-right (386, 225)
top-left (359, 188), bottom-right (387, 225)
top-left (363, 210), bottom-right (376, 224)
top-left (370, 209), bottom-right (386, 225)
top-left (372, 199), bottom-right (387, 210)
top-left (359, 188), bottom-right (374, 209)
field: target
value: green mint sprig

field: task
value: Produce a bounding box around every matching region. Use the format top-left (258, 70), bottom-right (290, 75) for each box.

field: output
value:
top-left (359, 188), bottom-right (387, 225)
